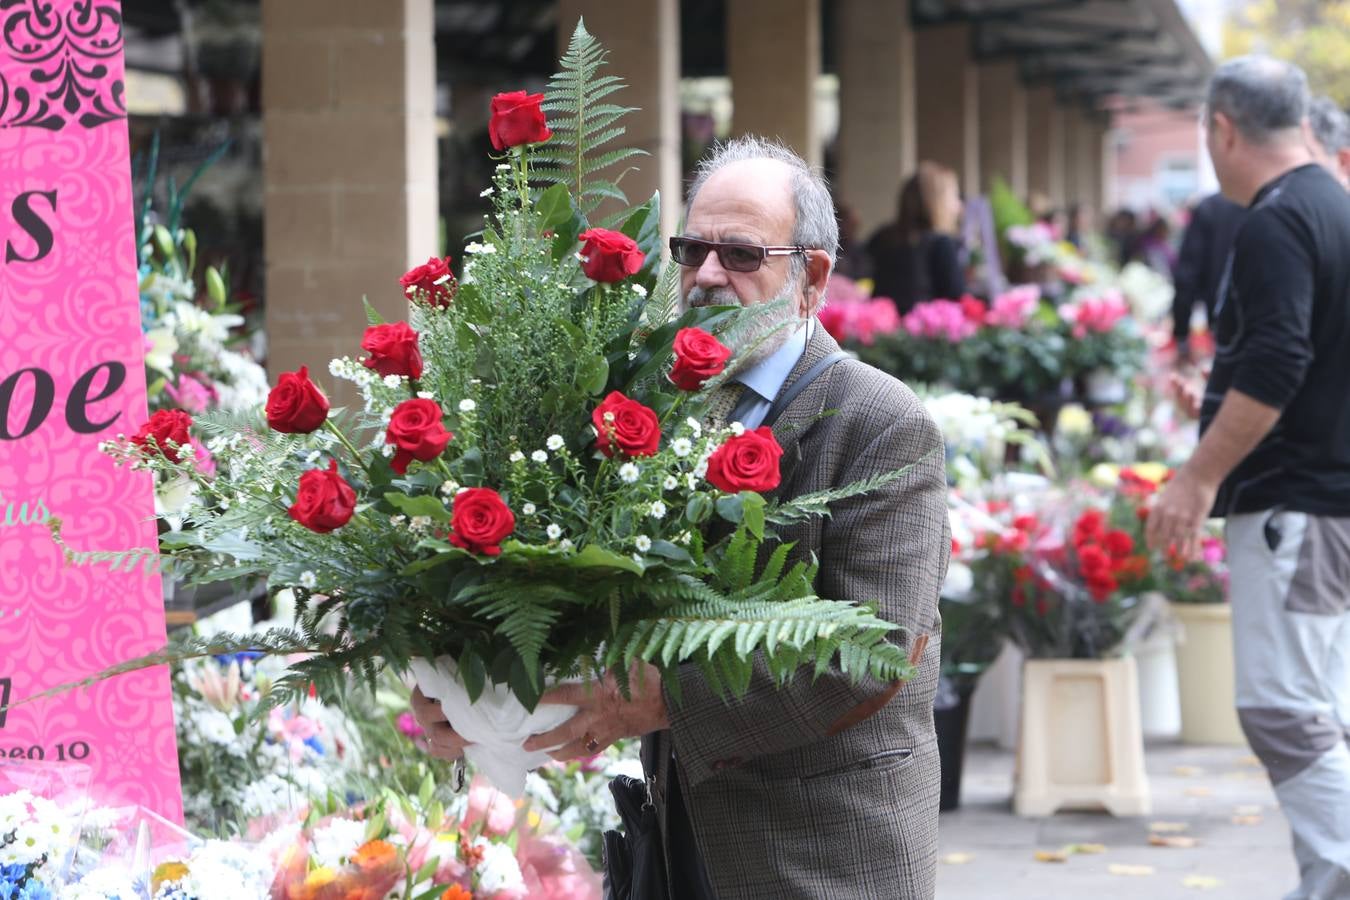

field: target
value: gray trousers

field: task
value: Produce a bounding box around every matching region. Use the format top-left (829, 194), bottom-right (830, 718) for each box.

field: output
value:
top-left (1229, 510), bottom-right (1350, 900)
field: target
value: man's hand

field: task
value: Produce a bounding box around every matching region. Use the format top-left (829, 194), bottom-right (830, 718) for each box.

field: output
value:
top-left (1145, 467), bottom-right (1218, 559)
top-left (1169, 371), bottom-right (1206, 419)
top-left (410, 685), bottom-right (471, 762)
top-left (522, 662), bottom-right (670, 761)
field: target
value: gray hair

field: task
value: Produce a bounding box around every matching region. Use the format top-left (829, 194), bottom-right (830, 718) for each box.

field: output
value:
top-left (1309, 95), bottom-right (1350, 154)
top-left (1206, 55), bottom-right (1309, 145)
top-left (684, 136), bottom-right (840, 271)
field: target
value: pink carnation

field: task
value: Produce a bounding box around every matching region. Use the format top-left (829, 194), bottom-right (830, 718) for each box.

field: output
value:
top-left (1201, 536), bottom-right (1225, 565)
top-left (819, 299), bottom-right (900, 345)
top-left (985, 285), bottom-right (1041, 329)
top-left (164, 373), bottom-right (217, 414)
top-left (902, 299), bottom-right (978, 342)
top-left (1059, 290), bottom-right (1128, 338)
top-left (396, 711), bottom-right (425, 739)
top-left (465, 777), bottom-right (517, 836)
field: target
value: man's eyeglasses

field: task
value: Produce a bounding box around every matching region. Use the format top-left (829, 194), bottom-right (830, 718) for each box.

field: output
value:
top-left (669, 236), bottom-right (808, 273)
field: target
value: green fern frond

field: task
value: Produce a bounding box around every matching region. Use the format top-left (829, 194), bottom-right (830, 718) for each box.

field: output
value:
top-left (767, 450), bottom-right (937, 527)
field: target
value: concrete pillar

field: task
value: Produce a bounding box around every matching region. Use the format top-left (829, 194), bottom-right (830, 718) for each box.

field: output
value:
top-left (915, 23), bottom-right (979, 198)
top-left (1074, 112), bottom-right (1101, 213)
top-left (978, 61), bottom-right (1027, 198)
top-left (262, 0), bottom-right (437, 391)
top-left (1025, 85), bottom-right (1064, 209)
top-left (556, 1), bottom-right (681, 240)
top-left (1098, 119), bottom-right (1116, 212)
top-left (728, 0), bottom-right (822, 168)
top-left (1061, 107), bottom-right (1081, 206)
top-left (836, 0), bottom-right (916, 237)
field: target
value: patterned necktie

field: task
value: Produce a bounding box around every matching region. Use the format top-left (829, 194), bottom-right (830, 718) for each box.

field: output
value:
top-left (704, 383), bottom-right (746, 430)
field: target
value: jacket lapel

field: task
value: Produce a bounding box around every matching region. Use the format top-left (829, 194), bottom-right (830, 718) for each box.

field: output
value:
top-left (770, 323), bottom-right (843, 486)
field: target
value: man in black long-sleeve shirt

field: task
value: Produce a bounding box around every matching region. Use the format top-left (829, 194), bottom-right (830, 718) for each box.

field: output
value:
top-left (1149, 56), bottom-right (1350, 900)
top-left (1170, 193), bottom-right (1245, 356)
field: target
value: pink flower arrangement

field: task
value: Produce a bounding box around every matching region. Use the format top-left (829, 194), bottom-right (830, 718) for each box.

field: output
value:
top-left (818, 298), bottom-right (900, 345)
top-left (1059, 290), bottom-right (1129, 338)
top-left (164, 373), bottom-right (217, 414)
top-left (901, 299), bottom-right (978, 342)
top-left (984, 285), bottom-right (1042, 329)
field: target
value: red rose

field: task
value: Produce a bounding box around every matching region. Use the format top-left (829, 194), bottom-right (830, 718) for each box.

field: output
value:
top-left (449, 487), bottom-right (515, 556)
top-left (266, 365), bottom-right (330, 434)
top-left (288, 459), bottom-right (357, 533)
top-left (577, 228), bottom-right (645, 283)
top-left (706, 426), bottom-right (784, 494)
top-left (1086, 572), bottom-right (1118, 603)
top-left (1104, 529), bottom-right (1135, 559)
top-left (131, 409), bottom-right (193, 461)
top-left (361, 322), bottom-right (424, 380)
top-left (488, 90), bottom-right (552, 151)
top-left (591, 391), bottom-right (661, 458)
top-left (386, 398), bottom-right (453, 475)
top-left (669, 327), bottom-right (732, 391)
top-left (1072, 509), bottom-right (1105, 547)
top-left (399, 256), bottom-right (456, 307)
top-left (1077, 544), bottom-right (1110, 576)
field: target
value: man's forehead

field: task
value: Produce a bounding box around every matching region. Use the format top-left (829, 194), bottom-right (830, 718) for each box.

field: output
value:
top-left (686, 160), bottom-right (795, 237)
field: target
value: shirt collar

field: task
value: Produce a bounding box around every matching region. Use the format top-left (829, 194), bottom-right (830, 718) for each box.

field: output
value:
top-left (734, 318), bottom-right (813, 401)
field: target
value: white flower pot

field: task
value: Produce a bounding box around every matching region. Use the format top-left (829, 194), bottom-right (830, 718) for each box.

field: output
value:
top-left (1132, 636), bottom-right (1181, 739)
top-left (967, 641), bottom-right (1022, 751)
top-left (409, 657), bottom-right (580, 797)
top-left (1170, 602), bottom-right (1247, 745)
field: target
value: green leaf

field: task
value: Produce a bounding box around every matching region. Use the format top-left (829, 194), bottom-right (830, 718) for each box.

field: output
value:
top-left (384, 492), bottom-right (452, 522)
top-left (363, 297), bottom-right (386, 326)
top-left (715, 494), bottom-right (744, 525)
top-left (535, 182), bottom-right (574, 229)
top-left (458, 647), bottom-right (487, 703)
top-left (685, 493), bottom-right (713, 525)
top-left (577, 354), bottom-right (609, 395)
top-left (647, 540), bottom-right (692, 562)
top-left (569, 543), bottom-right (645, 575)
top-left (741, 492), bottom-right (766, 540)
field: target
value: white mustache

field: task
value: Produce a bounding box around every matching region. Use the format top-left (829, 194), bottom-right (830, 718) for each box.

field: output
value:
top-left (684, 286), bottom-right (739, 308)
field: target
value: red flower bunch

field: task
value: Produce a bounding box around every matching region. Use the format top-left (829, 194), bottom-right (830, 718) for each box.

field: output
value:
top-left (1071, 509), bottom-right (1148, 602)
top-left (400, 256), bottom-right (457, 307)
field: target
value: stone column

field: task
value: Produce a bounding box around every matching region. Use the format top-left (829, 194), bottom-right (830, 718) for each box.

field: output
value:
top-left (978, 60), bottom-right (1027, 198)
top-left (1061, 106), bottom-right (1081, 206)
top-left (835, 0), bottom-right (916, 236)
top-left (728, 0), bottom-right (822, 168)
top-left (915, 22), bottom-right (979, 198)
top-left (1025, 85), bottom-right (1064, 209)
top-left (261, 0), bottom-right (438, 389)
top-left (1075, 112), bottom-right (1102, 213)
top-left (556, 0), bottom-right (681, 240)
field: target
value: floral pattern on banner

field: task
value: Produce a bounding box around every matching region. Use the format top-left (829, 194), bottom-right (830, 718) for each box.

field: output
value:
top-left (0, 0), bottom-right (126, 130)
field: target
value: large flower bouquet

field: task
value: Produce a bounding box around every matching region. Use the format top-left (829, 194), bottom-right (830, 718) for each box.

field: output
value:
top-left (37, 23), bottom-right (916, 794)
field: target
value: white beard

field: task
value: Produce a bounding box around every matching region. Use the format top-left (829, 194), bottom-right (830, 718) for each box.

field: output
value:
top-left (682, 275), bottom-right (805, 375)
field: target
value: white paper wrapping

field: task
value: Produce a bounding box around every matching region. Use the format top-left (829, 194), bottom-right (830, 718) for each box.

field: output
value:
top-left (408, 656), bottom-right (578, 797)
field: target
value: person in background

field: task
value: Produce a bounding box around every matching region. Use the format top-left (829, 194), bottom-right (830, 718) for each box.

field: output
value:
top-left (1307, 95), bottom-right (1350, 188)
top-left (1128, 216), bottom-right (1176, 278)
top-left (831, 197), bottom-right (871, 281)
top-left (865, 161), bottom-right (965, 313)
top-left (1148, 55), bottom-right (1350, 900)
top-left (1065, 203), bottom-right (1093, 250)
top-left (1171, 192), bottom-right (1246, 361)
top-left (1105, 208), bottom-right (1139, 269)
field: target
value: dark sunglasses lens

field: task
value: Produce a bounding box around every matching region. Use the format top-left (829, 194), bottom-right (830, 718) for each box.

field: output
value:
top-left (720, 245), bottom-right (762, 272)
top-left (671, 239), bottom-right (708, 267)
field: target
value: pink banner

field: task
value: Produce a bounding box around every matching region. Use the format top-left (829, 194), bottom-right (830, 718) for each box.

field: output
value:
top-left (0, 1), bottom-right (182, 820)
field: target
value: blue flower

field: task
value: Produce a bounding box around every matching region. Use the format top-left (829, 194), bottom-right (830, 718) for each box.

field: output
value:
top-left (17, 879), bottom-right (50, 900)
top-left (212, 650), bottom-right (263, 669)
top-left (303, 735), bottom-right (325, 756)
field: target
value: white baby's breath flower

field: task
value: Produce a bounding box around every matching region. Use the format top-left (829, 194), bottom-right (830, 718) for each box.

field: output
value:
top-left (531, 449), bottom-right (548, 463)
top-left (459, 398), bottom-right (477, 413)
top-left (671, 438), bottom-right (693, 458)
top-left (546, 524), bottom-right (563, 540)
top-left (390, 515), bottom-right (406, 527)
top-left (686, 417), bottom-right (703, 436)
top-left (676, 531), bottom-right (692, 546)
top-left (686, 473), bottom-right (699, 490)
top-left (305, 450), bottom-right (322, 465)
top-left (558, 538), bottom-right (574, 551)
top-left (509, 450), bottom-right (526, 463)
top-left (649, 501), bottom-right (667, 519)
top-left (417, 390), bottom-right (435, 400)
top-left (546, 434), bottom-right (565, 451)
top-left (299, 571), bottom-right (317, 590)
top-left (631, 553), bottom-right (644, 565)
top-left (603, 411), bottom-right (616, 423)
top-left (632, 284), bottom-right (648, 297)
top-left (619, 462), bottom-right (640, 483)
top-left (381, 444), bottom-right (396, 458)
top-left (663, 475), bottom-right (679, 491)
top-left (383, 374), bottom-right (403, 389)
top-left (522, 502), bottom-right (537, 515)
top-left (729, 422), bottom-right (746, 436)
top-left (440, 479), bottom-right (460, 496)
top-left (693, 459), bottom-right (709, 478)
top-left (410, 516), bottom-right (432, 530)
top-left (634, 535), bottom-right (652, 552)
top-left (479, 187), bottom-right (494, 198)
top-left (328, 358), bottom-right (344, 377)
top-left (496, 163), bottom-right (511, 171)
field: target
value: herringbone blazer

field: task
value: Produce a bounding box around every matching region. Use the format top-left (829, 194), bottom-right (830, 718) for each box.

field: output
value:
top-left (641, 325), bottom-right (949, 899)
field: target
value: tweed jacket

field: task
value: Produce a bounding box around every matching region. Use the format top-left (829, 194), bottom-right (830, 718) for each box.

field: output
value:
top-left (640, 325), bottom-right (949, 899)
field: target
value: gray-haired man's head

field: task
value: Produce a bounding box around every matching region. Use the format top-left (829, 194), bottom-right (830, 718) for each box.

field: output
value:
top-left (1205, 56), bottom-right (1312, 199)
top-left (677, 137), bottom-right (839, 372)
top-left (1308, 95), bottom-right (1350, 187)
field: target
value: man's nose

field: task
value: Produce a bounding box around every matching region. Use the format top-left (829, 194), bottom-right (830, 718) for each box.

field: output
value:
top-left (694, 248), bottom-right (730, 289)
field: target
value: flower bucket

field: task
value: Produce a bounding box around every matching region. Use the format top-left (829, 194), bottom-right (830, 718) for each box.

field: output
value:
top-left (1170, 602), bottom-right (1246, 745)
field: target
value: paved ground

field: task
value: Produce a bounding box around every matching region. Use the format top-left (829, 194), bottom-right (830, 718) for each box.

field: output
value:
top-left (937, 741), bottom-right (1297, 899)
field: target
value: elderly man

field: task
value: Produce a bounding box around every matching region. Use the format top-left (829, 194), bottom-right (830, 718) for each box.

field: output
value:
top-left (1308, 95), bottom-right (1350, 188)
top-left (414, 137), bottom-right (947, 899)
top-left (1149, 57), bottom-right (1350, 900)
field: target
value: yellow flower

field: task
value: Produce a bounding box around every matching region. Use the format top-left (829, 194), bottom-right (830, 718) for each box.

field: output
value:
top-left (1056, 403), bottom-right (1093, 438)
top-left (1130, 462), bottom-right (1170, 486)
top-left (527, 809), bottom-right (542, 829)
top-left (151, 861), bottom-right (189, 895)
top-left (1088, 463), bottom-right (1121, 489)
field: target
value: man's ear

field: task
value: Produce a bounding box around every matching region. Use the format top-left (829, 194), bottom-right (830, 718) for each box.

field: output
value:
top-left (801, 249), bottom-right (833, 316)
top-left (1337, 148), bottom-right (1350, 189)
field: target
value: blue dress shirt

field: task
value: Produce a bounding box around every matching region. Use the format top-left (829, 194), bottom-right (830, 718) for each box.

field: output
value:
top-left (729, 318), bottom-right (814, 429)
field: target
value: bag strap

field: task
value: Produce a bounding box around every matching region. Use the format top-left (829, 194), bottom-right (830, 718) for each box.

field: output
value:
top-left (763, 350), bottom-right (850, 429)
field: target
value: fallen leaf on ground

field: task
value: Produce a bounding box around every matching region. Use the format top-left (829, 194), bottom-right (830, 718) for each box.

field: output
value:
top-left (1234, 805), bottom-right (1262, 815)
top-left (1109, 864), bottom-right (1156, 876)
top-left (942, 853), bottom-right (974, 865)
top-left (1149, 834), bottom-right (1199, 848)
top-left (1231, 815), bottom-right (1262, 826)
top-left (1149, 821), bottom-right (1189, 833)
top-left (1183, 875), bottom-right (1223, 890)
top-left (1173, 765), bottom-right (1205, 777)
top-left (1184, 787), bottom-right (1213, 797)
top-left (1236, 755), bottom-right (1261, 767)
top-left (1067, 843), bottom-right (1107, 855)
top-left (1034, 850), bottom-right (1070, 863)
